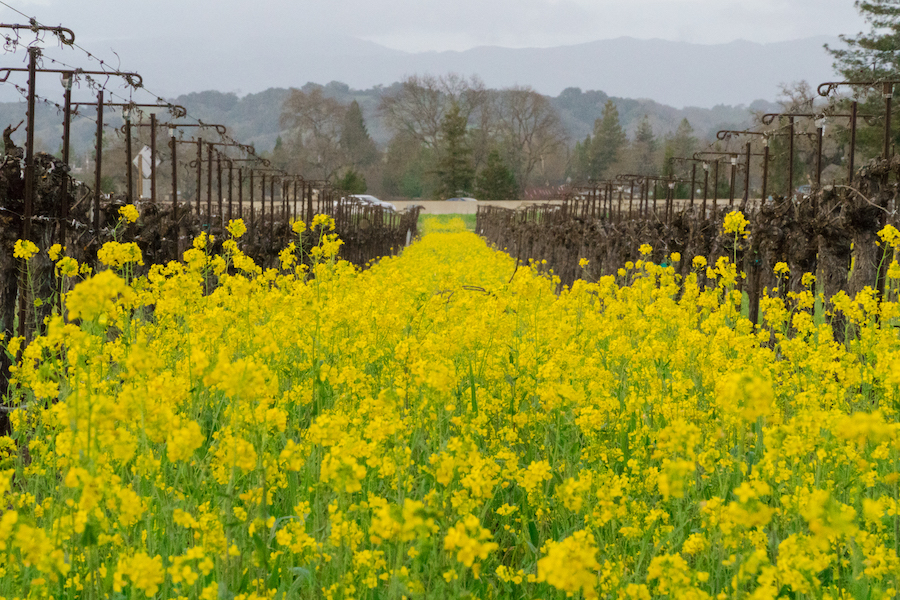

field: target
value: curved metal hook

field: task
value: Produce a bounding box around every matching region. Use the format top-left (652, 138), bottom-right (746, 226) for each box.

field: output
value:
top-left (189, 159), bottom-right (200, 169)
top-left (57, 26), bottom-right (75, 45)
top-left (716, 131), bottom-right (732, 141)
top-left (167, 104), bottom-right (187, 118)
top-left (761, 113), bottom-right (780, 126)
top-left (0, 68), bottom-right (9, 83)
top-left (817, 82), bottom-right (840, 97)
top-left (122, 72), bottom-right (143, 88)
top-left (863, 114), bottom-right (883, 126)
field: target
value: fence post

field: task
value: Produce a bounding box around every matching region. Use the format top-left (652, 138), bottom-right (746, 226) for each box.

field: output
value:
top-left (848, 101), bottom-right (858, 186)
top-left (150, 112), bottom-right (157, 204)
top-left (787, 116), bottom-right (794, 198)
top-left (206, 143), bottom-right (213, 223)
top-left (124, 109), bottom-right (133, 204)
top-left (217, 154), bottom-right (223, 229)
top-left (228, 160), bottom-right (234, 222)
top-left (238, 168), bottom-right (243, 219)
top-left (170, 126), bottom-right (179, 259)
top-left (249, 170), bottom-right (255, 235)
top-left (59, 71), bottom-right (73, 248)
top-left (195, 137), bottom-right (202, 216)
top-left (261, 173), bottom-right (266, 225)
top-left (91, 90), bottom-right (105, 233)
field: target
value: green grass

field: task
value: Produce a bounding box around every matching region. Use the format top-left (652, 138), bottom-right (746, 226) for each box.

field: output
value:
top-left (417, 213), bottom-right (477, 232)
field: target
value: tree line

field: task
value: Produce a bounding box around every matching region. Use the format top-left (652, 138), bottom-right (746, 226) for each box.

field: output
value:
top-left (269, 75), bottom-right (565, 199)
top-left (269, 76), bottom-right (724, 200)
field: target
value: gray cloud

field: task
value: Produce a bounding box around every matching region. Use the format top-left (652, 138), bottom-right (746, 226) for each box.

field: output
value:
top-left (11, 0), bottom-right (867, 52)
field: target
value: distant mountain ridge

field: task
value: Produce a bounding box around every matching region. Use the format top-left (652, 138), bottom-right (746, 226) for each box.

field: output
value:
top-left (386, 35), bottom-right (838, 108)
top-left (3, 34), bottom-right (841, 110)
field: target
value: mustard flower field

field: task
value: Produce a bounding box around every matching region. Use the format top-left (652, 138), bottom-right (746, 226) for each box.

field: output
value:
top-left (3, 213), bottom-right (900, 599)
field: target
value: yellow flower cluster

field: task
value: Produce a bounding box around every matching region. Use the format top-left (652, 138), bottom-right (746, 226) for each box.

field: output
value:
top-left (226, 218), bottom-right (247, 239)
top-left (119, 204), bottom-right (139, 223)
top-left (723, 209), bottom-right (749, 238)
top-left (538, 530), bottom-right (601, 598)
top-left (13, 239), bottom-right (38, 260)
top-left (97, 240), bottom-right (144, 268)
top-left (4, 214), bottom-right (900, 599)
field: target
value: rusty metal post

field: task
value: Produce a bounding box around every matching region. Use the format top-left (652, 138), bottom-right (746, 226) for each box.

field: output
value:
top-left (815, 120), bottom-right (824, 190)
top-left (607, 183), bottom-right (613, 219)
top-left (617, 185), bottom-right (623, 222)
top-left (712, 161), bottom-right (719, 211)
top-left (293, 179), bottom-right (298, 219)
top-left (59, 71), bottom-right (73, 247)
top-left (269, 175), bottom-right (275, 238)
top-left (227, 159), bottom-right (233, 222)
top-left (169, 127), bottom-right (179, 259)
top-left (643, 178), bottom-right (649, 216)
top-left (666, 178), bottom-right (673, 224)
top-left (261, 173), bottom-right (266, 224)
top-left (307, 182), bottom-right (313, 223)
top-left (269, 176), bottom-right (275, 228)
top-left (596, 184), bottom-right (603, 219)
top-left (216, 154), bottom-right (223, 227)
top-left (762, 139), bottom-right (770, 202)
top-left (689, 164), bottom-right (696, 208)
top-left (849, 101), bottom-right (858, 185)
top-left (885, 83), bottom-right (894, 161)
top-left (743, 142), bottom-right (751, 209)
top-left (788, 116), bottom-right (795, 197)
top-left (880, 84), bottom-right (893, 298)
top-left (195, 137), bottom-right (202, 216)
top-left (628, 181), bottom-right (635, 218)
top-left (17, 46), bottom-right (39, 339)
top-left (150, 112), bottom-right (157, 203)
top-left (93, 89), bottom-right (104, 232)
top-left (124, 109), bottom-right (133, 204)
top-left (238, 168), bottom-right (243, 218)
top-left (702, 162), bottom-right (709, 215)
top-left (249, 170), bottom-right (255, 233)
top-left (206, 143), bottom-right (213, 222)
top-left (729, 156), bottom-right (736, 207)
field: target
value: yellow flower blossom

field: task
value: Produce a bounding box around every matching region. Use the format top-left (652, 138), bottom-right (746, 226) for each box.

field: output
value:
top-left (119, 204), bottom-right (139, 223)
top-left (13, 239), bottom-right (38, 260)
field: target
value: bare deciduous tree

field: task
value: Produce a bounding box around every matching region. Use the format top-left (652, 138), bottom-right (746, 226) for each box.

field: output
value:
top-left (377, 74), bottom-right (488, 149)
top-left (280, 87), bottom-right (347, 180)
top-left (495, 87), bottom-right (568, 188)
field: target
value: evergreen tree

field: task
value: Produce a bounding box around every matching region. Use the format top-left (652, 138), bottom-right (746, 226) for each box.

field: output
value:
top-left (662, 119), bottom-right (698, 196)
top-left (382, 132), bottom-right (432, 199)
top-left (588, 100), bottom-right (626, 179)
top-left (340, 100), bottom-right (378, 169)
top-left (477, 149), bottom-right (519, 200)
top-left (668, 119), bottom-right (697, 160)
top-left (435, 102), bottom-right (475, 199)
top-left (570, 135), bottom-right (592, 181)
top-left (271, 135), bottom-right (292, 171)
top-left (827, 1), bottom-right (900, 82)
top-left (631, 115), bottom-right (658, 176)
top-left (826, 1), bottom-right (900, 159)
top-left (335, 169), bottom-right (367, 194)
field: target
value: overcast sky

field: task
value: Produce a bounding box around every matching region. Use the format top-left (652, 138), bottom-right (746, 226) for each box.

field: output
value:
top-left (7, 0), bottom-right (869, 53)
